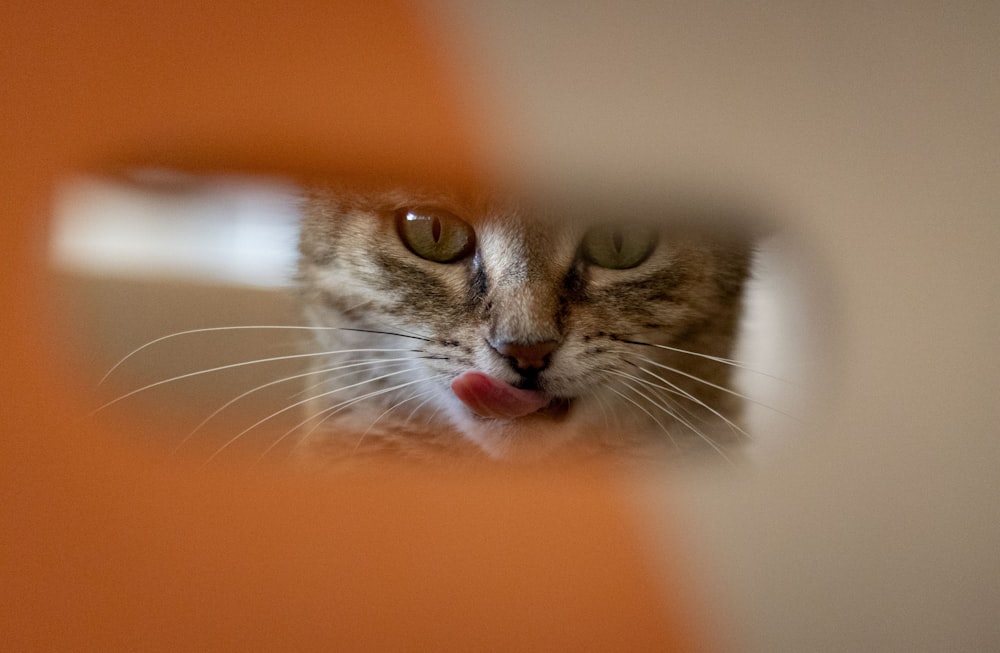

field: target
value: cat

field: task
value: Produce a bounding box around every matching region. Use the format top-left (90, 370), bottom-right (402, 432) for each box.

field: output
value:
top-left (294, 184), bottom-right (754, 465)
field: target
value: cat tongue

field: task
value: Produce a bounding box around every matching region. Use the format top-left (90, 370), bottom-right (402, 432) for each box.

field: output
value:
top-left (451, 371), bottom-right (551, 419)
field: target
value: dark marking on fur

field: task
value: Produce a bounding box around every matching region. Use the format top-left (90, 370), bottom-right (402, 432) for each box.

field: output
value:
top-left (467, 255), bottom-right (489, 306)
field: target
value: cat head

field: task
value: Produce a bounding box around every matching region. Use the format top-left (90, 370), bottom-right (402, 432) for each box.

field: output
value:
top-left (298, 185), bottom-right (753, 461)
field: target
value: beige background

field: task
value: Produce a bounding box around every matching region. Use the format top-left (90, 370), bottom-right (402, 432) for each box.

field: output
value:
top-left (434, 1), bottom-right (999, 650)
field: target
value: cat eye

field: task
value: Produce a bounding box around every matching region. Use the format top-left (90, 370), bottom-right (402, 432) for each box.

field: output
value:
top-left (580, 224), bottom-right (657, 269)
top-left (396, 208), bottom-right (476, 263)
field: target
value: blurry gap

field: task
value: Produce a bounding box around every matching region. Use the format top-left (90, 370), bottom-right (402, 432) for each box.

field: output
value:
top-left (49, 172), bottom-right (817, 464)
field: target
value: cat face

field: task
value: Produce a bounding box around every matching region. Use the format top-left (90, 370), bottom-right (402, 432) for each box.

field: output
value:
top-left (297, 186), bottom-right (752, 462)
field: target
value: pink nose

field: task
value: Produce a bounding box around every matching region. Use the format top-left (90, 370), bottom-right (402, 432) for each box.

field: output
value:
top-left (494, 340), bottom-right (560, 371)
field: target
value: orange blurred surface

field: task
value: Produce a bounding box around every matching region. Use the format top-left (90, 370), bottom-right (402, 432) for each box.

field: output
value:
top-left (0, 2), bottom-right (705, 649)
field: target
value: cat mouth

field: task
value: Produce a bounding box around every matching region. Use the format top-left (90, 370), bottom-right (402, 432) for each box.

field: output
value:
top-left (450, 371), bottom-right (572, 422)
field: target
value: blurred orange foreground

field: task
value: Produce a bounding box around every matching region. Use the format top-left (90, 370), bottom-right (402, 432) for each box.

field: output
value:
top-left (0, 2), bottom-right (708, 649)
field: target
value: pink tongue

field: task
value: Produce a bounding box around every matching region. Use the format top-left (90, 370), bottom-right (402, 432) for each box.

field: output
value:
top-left (451, 371), bottom-right (551, 419)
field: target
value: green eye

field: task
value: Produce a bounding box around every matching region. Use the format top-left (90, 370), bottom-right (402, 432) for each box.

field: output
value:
top-left (396, 208), bottom-right (476, 263)
top-left (581, 224), bottom-right (657, 269)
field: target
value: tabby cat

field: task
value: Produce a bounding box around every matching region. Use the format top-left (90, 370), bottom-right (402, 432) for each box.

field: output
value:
top-left (294, 184), bottom-right (754, 464)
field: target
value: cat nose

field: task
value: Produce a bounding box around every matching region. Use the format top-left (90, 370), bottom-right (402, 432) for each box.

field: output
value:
top-left (494, 340), bottom-right (560, 372)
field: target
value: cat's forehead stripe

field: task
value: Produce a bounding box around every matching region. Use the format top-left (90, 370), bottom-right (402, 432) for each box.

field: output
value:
top-left (475, 220), bottom-right (578, 285)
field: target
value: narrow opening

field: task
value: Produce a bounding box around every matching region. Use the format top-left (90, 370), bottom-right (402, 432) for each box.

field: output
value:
top-left (50, 172), bottom-right (830, 468)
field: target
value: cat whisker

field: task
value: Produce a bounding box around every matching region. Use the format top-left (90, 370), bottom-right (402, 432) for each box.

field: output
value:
top-left (610, 376), bottom-right (734, 464)
top-left (337, 327), bottom-right (436, 343)
top-left (174, 357), bottom-right (421, 455)
top-left (403, 392), bottom-right (441, 426)
top-left (260, 374), bottom-right (445, 464)
top-left (206, 366), bottom-right (426, 465)
top-left (98, 325), bottom-right (369, 385)
top-left (628, 354), bottom-right (800, 421)
top-left (420, 404), bottom-right (445, 432)
top-left (308, 375), bottom-right (447, 447)
top-left (604, 384), bottom-right (680, 450)
top-left (616, 378), bottom-right (702, 443)
top-left (609, 366), bottom-right (752, 442)
top-left (618, 337), bottom-right (790, 383)
top-left (94, 347), bottom-right (421, 415)
top-left (333, 305), bottom-right (437, 351)
top-left (288, 359), bottom-right (417, 400)
top-left (614, 370), bottom-right (744, 455)
top-left (608, 368), bottom-right (712, 427)
top-left (351, 380), bottom-right (449, 455)
top-left (592, 389), bottom-right (614, 433)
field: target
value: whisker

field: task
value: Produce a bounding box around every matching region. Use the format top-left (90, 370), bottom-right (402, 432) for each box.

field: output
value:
top-left (628, 354), bottom-right (800, 421)
top-left (609, 369), bottom-right (708, 426)
top-left (421, 405), bottom-right (445, 431)
top-left (616, 373), bottom-right (745, 455)
top-left (351, 382), bottom-right (447, 454)
top-left (309, 375), bottom-right (447, 447)
top-left (289, 359), bottom-right (416, 400)
top-left (615, 377), bottom-right (695, 436)
top-left (204, 366), bottom-right (424, 464)
top-left (605, 384), bottom-right (679, 450)
top-left (611, 377), bottom-right (734, 464)
top-left (258, 374), bottom-right (446, 464)
top-left (403, 392), bottom-right (440, 425)
top-left (584, 376), bottom-right (616, 432)
top-left (98, 325), bottom-right (371, 385)
top-left (593, 392), bottom-right (614, 432)
top-left (94, 348), bottom-right (421, 414)
top-left (617, 337), bottom-right (789, 383)
top-left (608, 367), bottom-right (752, 441)
top-left (175, 357), bottom-right (421, 454)
top-left (336, 327), bottom-right (435, 343)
